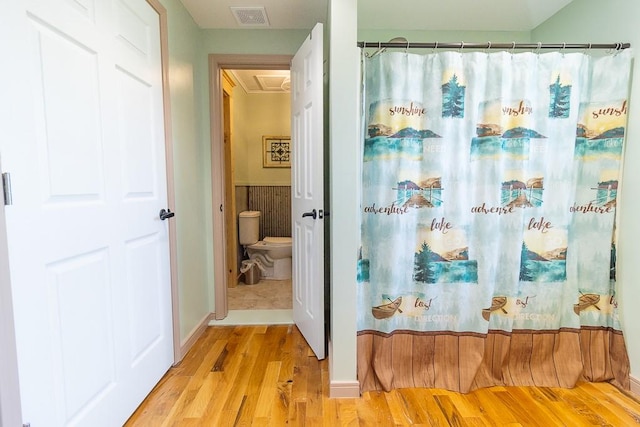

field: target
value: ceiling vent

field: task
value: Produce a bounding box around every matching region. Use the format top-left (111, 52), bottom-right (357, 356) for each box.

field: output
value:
top-left (230, 6), bottom-right (270, 27)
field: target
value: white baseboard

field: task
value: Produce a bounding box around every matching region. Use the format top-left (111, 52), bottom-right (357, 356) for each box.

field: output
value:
top-left (630, 375), bottom-right (640, 397)
top-left (330, 381), bottom-right (360, 398)
top-left (175, 312), bottom-right (214, 364)
top-left (327, 338), bottom-right (360, 398)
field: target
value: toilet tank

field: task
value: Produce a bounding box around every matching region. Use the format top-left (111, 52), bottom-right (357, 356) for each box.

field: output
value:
top-left (238, 211), bottom-right (260, 245)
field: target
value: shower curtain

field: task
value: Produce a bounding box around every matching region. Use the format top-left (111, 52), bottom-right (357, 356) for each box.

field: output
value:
top-left (357, 48), bottom-right (632, 393)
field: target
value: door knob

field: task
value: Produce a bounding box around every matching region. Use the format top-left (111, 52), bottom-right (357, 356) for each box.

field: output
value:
top-left (159, 208), bottom-right (175, 220)
top-left (302, 209), bottom-right (317, 220)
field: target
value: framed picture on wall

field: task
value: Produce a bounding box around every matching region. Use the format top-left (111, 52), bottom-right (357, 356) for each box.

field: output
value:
top-left (263, 135), bottom-right (291, 168)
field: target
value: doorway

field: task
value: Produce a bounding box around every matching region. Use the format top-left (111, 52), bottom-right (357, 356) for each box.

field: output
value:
top-left (209, 55), bottom-right (294, 322)
top-left (224, 68), bottom-right (293, 313)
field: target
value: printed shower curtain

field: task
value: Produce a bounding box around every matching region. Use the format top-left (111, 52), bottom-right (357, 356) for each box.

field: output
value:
top-left (357, 49), bottom-right (632, 393)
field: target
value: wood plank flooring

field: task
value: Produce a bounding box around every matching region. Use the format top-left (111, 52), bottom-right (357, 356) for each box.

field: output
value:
top-left (125, 325), bottom-right (640, 426)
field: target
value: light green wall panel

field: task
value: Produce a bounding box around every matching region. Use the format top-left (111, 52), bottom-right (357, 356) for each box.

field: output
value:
top-left (160, 0), bottom-right (211, 341)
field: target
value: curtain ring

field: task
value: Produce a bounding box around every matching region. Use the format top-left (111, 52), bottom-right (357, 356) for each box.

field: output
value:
top-left (485, 41), bottom-right (491, 53)
top-left (584, 42), bottom-right (592, 54)
top-left (511, 41), bottom-right (516, 55)
top-left (615, 42), bottom-right (622, 56)
top-left (405, 41), bottom-right (410, 54)
top-left (459, 41), bottom-right (465, 53)
top-left (433, 41), bottom-right (438, 53)
top-left (536, 42), bottom-right (542, 54)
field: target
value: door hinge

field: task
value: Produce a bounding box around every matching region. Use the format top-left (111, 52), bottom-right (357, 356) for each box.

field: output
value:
top-left (2, 172), bottom-right (12, 205)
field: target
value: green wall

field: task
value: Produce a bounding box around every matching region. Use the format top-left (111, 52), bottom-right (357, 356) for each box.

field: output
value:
top-left (159, 0), bottom-right (211, 343)
top-left (533, 0), bottom-right (640, 384)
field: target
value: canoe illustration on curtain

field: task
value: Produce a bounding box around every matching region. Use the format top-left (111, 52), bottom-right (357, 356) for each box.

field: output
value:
top-left (365, 100), bottom-right (441, 161)
top-left (481, 296), bottom-right (508, 321)
top-left (575, 101), bottom-right (626, 159)
top-left (574, 293), bottom-right (601, 314)
top-left (371, 296), bottom-right (403, 319)
top-left (472, 99), bottom-right (547, 160)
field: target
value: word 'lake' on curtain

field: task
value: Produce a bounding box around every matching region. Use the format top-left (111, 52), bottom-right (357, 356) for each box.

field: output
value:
top-left (357, 49), bottom-right (632, 393)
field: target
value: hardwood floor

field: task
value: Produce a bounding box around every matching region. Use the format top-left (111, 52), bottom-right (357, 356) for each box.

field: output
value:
top-left (125, 325), bottom-right (640, 426)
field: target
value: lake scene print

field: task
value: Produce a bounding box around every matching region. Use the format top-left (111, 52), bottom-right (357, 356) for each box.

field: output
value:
top-left (575, 101), bottom-right (627, 160)
top-left (365, 100), bottom-right (441, 161)
top-left (501, 175), bottom-right (544, 208)
top-left (471, 99), bottom-right (546, 160)
top-left (519, 228), bottom-right (567, 283)
top-left (413, 228), bottom-right (478, 284)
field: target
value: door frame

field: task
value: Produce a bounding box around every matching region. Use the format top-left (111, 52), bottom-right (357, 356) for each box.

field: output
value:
top-left (209, 54), bottom-right (292, 320)
top-left (146, 0), bottom-right (182, 365)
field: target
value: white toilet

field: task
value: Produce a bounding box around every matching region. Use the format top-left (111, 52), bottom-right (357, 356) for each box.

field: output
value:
top-left (238, 210), bottom-right (292, 280)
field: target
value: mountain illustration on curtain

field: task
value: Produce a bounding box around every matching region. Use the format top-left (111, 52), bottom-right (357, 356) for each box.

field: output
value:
top-left (442, 74), bottom-right (466, 118)
top-left (413, 240), bottom-right (478, 284)
top-left (395, 177), bottom-right (443, 209)
top-left (519, 238), bottom-right (567, 282)
top-left (501, 177), bottom-right (544, 208)
top-left (549, 75), bottom-right (571, 118)
top-left (365, 100), bottom-right (441, 161)
top-left (575, 101), bottom-right (627, 159)
top-left (471, 100), bottom-right (547, 159)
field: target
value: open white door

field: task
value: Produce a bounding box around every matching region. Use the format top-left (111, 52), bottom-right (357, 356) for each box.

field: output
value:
top-left (291, 23), bottom-right (325, 359)
top-left (1, 0), bottom-right (174, 425)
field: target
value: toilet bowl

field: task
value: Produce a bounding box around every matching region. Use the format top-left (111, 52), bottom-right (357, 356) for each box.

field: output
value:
top-left (238, 211), bottom-right (292, 281)
top-left (246, 236), bottom-right (292, 280)
top-left (246, 237), bottom-right (292, 259)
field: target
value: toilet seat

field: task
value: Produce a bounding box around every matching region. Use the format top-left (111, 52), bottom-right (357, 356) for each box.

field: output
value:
top-left (263, 236), bottom-right (292, 246)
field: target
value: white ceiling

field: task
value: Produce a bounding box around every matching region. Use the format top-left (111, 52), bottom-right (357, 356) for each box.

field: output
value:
top-left (229, 69), bottom-right (290, 94)
top-left (179, 0), bottom-right (573, 31)
top-left (198, 0), bottom-right (575, 94)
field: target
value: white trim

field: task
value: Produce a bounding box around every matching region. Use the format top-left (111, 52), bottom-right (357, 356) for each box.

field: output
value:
top-left (145, 0), bottom-right (181, 370)
top-left (175, 312), bottom-right (214, 363)
top-left (329, 381), bottom-right (360, 398)
top-left (630, 374), bottom-right (640, 397)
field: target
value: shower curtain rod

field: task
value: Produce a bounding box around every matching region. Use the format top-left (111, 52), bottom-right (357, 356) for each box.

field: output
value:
top-left (357, 41), bottom-right (630, 50)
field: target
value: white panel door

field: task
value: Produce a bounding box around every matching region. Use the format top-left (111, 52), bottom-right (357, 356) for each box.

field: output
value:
top-left (0, 0), bottom-right (173, 425)
top-left (291, 23), bottom-right (325, 359)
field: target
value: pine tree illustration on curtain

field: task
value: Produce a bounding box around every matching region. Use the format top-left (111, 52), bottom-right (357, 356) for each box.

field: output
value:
top-left (549, 75), bottom-right (571, 118)
top-left (442, 74), bottom-right (466, 118)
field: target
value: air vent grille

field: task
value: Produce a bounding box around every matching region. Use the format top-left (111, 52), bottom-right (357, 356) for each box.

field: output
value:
top-left (230, 7), bottom-right (270, 27)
